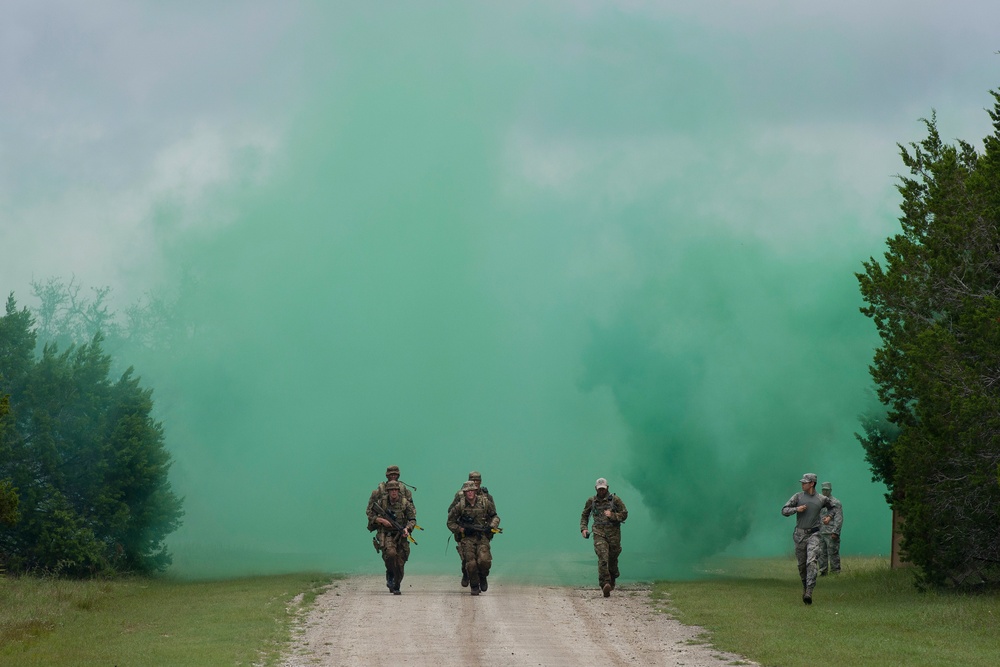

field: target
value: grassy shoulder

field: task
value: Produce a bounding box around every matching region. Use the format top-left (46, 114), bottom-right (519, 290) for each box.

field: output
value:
top-left (655, 557), bottom-right (999, 667)
top-left (0, 572), bottom-right (335, 667)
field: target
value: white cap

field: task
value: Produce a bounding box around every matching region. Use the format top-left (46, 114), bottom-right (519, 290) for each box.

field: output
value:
top-left (595, 477), bottom-right (609, 490)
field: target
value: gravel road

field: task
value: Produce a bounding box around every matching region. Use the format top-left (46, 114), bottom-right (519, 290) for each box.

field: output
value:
top-left (280, 574), bottom-right (757, 667)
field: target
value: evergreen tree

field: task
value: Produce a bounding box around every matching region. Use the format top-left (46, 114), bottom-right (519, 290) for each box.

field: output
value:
top-left (857, 91), bottom-right (1000, 587)
top-left (0, 295), bottom-right (182, 575)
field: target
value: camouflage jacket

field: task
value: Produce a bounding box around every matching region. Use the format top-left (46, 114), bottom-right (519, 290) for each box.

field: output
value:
top-left (581, 493), bottom-right (628, 535)
top-left (447, 494), bottom-right (499, 537)
top-left (369, 493), bottom-right (416, 535)
top-left (366, 481), bottom-right (413, 529)
top-left (819, 495), bottom-right (843, 535)
top-left (448, 486), bottom-right (496, 515)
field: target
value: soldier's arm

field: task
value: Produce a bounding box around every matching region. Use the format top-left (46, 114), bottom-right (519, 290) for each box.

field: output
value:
top-left (613, 496), bottom-right (628, 523)
top-left (580, 498), bottom-right (594, 532)
top-left (404, 502), bottom-right (416, 532)
top-left (781, 494), bottom-right (800, 516)
top-left (366, 489), bottom-right (380, 524)
top-left (446, 506), bottom-right (461, 534)
top-left (832, 499), bottom-right (843, 533)
top-left (822, 495), bottom-right (839, 523)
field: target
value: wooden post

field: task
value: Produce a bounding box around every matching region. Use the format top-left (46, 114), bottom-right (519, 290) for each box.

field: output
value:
top-left (890, 507), bottom-right (909, 569)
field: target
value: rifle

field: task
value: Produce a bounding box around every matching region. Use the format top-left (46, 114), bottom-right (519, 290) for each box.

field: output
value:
top-left (458, 519), bottom-right (503, 536)
top-left (372, 501), bottom-right (418, 545)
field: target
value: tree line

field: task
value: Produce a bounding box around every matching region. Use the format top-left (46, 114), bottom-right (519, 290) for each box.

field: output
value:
top-left (0, 294), bottom-right (182, 576)
top-left (857, 89), bottom-right (1000, 588)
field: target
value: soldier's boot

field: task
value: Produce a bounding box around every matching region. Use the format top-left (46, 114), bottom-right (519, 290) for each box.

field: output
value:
top-left (461, 565), bottom-right (469, 588)
top-left (386, 570), bottom-right (395, 592)
top-left (471, 584), bottom-right (480, 596)
top-left (480, 575), bottom-right (488, 592)
top-left (609, 576), bottom-right (616, 591)
top-left (602, 583), bottom-right (612, 598)
top-left (803, 587), bottom-right (813, 605)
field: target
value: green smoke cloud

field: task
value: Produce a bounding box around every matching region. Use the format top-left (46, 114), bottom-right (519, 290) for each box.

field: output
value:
top-left (22, 3), bottom-right (985, 581)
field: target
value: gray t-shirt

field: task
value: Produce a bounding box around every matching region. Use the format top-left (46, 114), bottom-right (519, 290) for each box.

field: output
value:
top-left (781, 491), bottom-right (835, 532)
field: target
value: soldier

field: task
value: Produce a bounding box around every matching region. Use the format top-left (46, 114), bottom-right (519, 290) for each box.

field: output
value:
top-left (367, 465), bottom-right (413, 511)
top-left (580, 477), bottom-right (628, 598)
top-left (368, 480), bottom-right (416, 595)
top-left (447, 480), bottom-right (500, 596)
top-left (818, 481), bottom-right (843, 576)
top-left (448, 471), bottom-right (497, 587)
top-left (366, 465), bottom-right (415, 592)
top-left (781, 472), bottom-right (839, 604)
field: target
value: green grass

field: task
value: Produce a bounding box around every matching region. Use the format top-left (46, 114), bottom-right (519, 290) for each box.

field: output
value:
top-left (656, 557), bottom-right (1000, 667)
top-left (0, 572), bottom-right (335, 666)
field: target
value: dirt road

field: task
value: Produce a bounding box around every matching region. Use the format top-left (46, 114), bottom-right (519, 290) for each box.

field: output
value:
top-left (280, 574), bottom-right (757, 667)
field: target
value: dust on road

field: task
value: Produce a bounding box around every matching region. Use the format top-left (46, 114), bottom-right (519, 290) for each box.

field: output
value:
top-left (281, 574), bottom-right (757, 667)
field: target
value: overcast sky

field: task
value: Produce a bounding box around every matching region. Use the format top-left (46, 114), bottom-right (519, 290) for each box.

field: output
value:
top-left (3, 2), bottom-right (998, 302)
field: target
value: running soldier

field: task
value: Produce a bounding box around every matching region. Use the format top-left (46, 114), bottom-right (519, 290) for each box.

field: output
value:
top-left (368, 480), bottom-right (416, 595)
top-left (366, 465), bottom-right (415, 593)
top-left (447, 480), bottom-right (500, 596)
top-left (367, 465), bottom-right (413, 511)
top-left (818, 481), bottom-right (843, 576)
top-left (448, 471), bottom-right (497, 587)
top-left (781, 472), bottom-right (839, 604)
top-left (580, 477), bottom-right (628, 597)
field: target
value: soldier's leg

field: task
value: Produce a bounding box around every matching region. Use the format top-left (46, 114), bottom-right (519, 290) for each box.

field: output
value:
top-left (608, 532), bottom-right (622, 587)
top-left (460, 538), bottom-right (481, 593)
top-left (593, 533), bottom-right (611, 587)
top-left (457, 543), bottom-right (468, 587)
top-left (830, 536), bottom-right (841, 573)
top-left (794, 537), bottom-right (808, 588)
top-left (382, 536), bottom-right (400, 592)
top-left (477, 539), bottom-right (493, 591)
top-left (804, 534), bottom-right (822, 598)
top-left (394, 540), bottom-right (410, 591)
top-left (818, 535), bottom-right (830, 575)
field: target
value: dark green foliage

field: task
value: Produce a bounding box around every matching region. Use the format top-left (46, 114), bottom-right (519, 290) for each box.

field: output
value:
top-left (855, 406), bottom-right (900, 503)
top-left (0, 295), bottom-right (183, 576)
top-left (857, 92), bottom-right (1000, 588)
top-left (0, 395), bottom-right (20, 527)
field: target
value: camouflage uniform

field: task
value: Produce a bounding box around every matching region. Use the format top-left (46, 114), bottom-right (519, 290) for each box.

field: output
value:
top-left (366, 465), bottom-right (413, 526)
top-left (366, 467), bottom-right (416, 594)
top-left (368, 480), bottom-right (416, 594)
top-left (781, 473), bottom-right (838, 603)
top-left (447, 471), bottom-right (497, 588)
top-left (447, 481), bottom-right (500, 595)
top-left (818, 482), bottom-right (843, 575)
top-left (580, 478), bottom-right (628, 596)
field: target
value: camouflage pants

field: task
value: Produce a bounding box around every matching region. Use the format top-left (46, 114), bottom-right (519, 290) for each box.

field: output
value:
top-left (380, 530), bottom-right (411, 586)
top-left (592, 529), bottom-right (622, 587)
top-left (457, 533), bottom-right (492, 587)
top-left (794, 529), bottom-right (822, 591)
top-left (819, 533), bottom-right (841, 574)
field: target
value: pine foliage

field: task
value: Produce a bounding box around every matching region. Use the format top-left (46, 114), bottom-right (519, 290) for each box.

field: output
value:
top-left (0, 294), bottom-right (183, 576)
top-left (857, 91), bottom-right (1000, 588)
